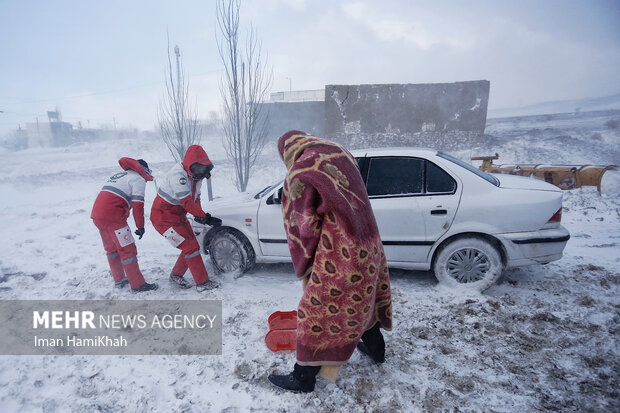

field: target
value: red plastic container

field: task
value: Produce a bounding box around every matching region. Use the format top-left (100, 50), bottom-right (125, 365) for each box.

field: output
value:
top-left (268, 310), bottom-right (297, 331)
top-left (265, 310), bottom-right (298, 352)
top-left (265, 329), bottom-right (296, 352)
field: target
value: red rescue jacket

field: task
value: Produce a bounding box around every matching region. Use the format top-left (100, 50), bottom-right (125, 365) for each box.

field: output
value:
top-left (91, 158), bottom-right (153, 227)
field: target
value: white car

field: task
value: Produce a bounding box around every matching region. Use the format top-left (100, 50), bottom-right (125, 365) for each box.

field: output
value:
top-left (195, 148), bottom-right (570, 292)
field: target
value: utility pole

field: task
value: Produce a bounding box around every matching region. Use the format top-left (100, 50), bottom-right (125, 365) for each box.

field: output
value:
top-left (174, 45), bottom-right (181, 102)
top-left (285, 77), bottom-right (292, 93)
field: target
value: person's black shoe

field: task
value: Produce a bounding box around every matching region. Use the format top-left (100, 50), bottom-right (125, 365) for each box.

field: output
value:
top-left (357, 341), bottom-right (385, 363)
top-left (131, 282), bottom-right (159, 293)
top-left (169, 273), bottom-right (192, 289)
top-left (268, 364), bottom-right (320, 393)
top-left (196, 279), bottom-right (219, 292)
top-left (358, 322), bottom-right (386, 363)
top-left (114, 279), bottom-right (129, 289)
top-left (268, 372), bottom-right (309, 393)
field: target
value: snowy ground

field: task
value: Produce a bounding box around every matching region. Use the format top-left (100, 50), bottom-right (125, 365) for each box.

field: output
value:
top-left (0, 110), bottom-right (618, 412)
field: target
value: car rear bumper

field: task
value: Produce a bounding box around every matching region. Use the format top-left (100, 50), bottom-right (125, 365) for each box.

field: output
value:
top-left (497, 226), bottom-right (570, 268)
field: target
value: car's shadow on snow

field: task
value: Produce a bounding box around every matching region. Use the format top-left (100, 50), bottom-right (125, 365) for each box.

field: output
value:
top-left (388, 268), bottom-right (439, 288)
top-left (246, 263), bottom-right (438, 288)
top-left (249, 263), bottom-right (296, 275)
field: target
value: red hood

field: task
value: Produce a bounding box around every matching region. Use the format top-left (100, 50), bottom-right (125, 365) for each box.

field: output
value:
top-left (118, 157), bottom-right (153, 181)
top-left (182, 145), bottom-right (212, 178)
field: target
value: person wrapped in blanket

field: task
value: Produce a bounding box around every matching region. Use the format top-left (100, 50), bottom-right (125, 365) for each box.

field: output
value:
top-left (268, 131), bottom-right (393, 393)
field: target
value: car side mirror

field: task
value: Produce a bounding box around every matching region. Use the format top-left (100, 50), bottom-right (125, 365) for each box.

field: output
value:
top-left (267, 187), bottom-right (283, 205)
top-left (274, 187), bottom-right (283, 204)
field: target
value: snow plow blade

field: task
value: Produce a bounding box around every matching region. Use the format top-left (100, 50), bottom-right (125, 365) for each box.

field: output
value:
top-left (472, 153), bottom-right (617, 194)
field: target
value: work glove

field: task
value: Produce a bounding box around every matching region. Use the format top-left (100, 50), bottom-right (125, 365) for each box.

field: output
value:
top-left (134, 228), bottom-right (145, 239)
top-left (194, 214), bottom-right (222, 227)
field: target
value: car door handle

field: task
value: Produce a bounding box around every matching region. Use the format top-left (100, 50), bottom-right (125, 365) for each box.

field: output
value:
top-left (431, 209), bottom-right (447, 215)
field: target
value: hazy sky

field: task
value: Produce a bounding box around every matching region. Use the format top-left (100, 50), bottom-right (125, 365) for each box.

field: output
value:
top-left (1, 0), bottom-right (619, 134)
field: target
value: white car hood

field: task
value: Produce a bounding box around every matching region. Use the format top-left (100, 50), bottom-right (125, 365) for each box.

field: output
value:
top-left (207, 192), bottom-right (258, 209)
top-left (494, 174), bottom-right (561, 192)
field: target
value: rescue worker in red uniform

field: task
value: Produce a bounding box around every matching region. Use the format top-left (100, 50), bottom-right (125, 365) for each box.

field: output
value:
top-left (150, 145), bottom-right (222, 292)
top-left (91, 158), bottom-right (158, 292)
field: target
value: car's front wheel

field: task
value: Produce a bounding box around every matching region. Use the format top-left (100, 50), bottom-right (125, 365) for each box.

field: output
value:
top-left (433, 236), bottom-right (503, 292)
top-left (207, 230), bottom-right (256, 274)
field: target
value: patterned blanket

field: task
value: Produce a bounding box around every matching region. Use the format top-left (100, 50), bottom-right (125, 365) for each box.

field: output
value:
top-left (278, 131), bottom-right (393, 366)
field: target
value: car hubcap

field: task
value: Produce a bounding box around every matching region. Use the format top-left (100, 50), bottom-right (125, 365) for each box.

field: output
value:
top-left (446, 248), bottom-right (490, 283)
top-left (212, 237), bottom-right (242, 272)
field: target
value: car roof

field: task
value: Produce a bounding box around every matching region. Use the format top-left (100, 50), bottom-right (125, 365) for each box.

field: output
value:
top-left (350, 147), bottom-right (439, 157)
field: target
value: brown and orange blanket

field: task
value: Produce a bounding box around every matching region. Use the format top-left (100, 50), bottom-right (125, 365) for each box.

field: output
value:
top-left (278, 130), bottom-right (393, 366)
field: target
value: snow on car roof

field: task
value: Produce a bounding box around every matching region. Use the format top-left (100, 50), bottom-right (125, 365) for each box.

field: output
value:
top-left (350, 147), bottom-right (439, 157)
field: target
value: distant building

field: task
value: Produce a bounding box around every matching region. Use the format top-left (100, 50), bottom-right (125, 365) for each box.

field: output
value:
top-left (16, 109), bottom-right (140, 148)
top-left (261, 81), bottom-right (490, 150)
top-left (23, 110), bottom-right (74, 147)
top-left (269, 90), bottom-right (324, 102)
top-left (261, 90), bottom-right (325, 140)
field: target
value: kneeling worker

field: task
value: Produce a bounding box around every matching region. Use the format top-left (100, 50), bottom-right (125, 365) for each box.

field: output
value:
top-left (151, 145), bottom-right (222, 292)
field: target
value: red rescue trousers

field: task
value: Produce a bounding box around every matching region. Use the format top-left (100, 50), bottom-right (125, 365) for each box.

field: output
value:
top-left (93, 219), bottom-right (146, 289)
top-left (150, 197), bottom-right (209, 284)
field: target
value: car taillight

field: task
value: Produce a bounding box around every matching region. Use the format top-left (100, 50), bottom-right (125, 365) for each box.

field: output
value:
top-left (548, 208), bottom-right (562, 223)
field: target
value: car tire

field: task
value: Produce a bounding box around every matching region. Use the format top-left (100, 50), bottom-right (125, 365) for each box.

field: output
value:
top-left (433, 236), bottom-right (503, 292)
top-left (208, 230), bottom-right (256, 274)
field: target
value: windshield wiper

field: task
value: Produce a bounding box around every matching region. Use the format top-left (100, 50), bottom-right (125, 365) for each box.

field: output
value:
top-left (254, 186), bottom-right (271, 199)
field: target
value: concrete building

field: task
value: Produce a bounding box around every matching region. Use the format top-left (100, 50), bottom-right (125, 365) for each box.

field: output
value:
top-left (23, 110), bottom-right (74, 147)
top-left (261, 90), bottom-right (325, 140)
top-left (262, 80), bottom-right (490, 150)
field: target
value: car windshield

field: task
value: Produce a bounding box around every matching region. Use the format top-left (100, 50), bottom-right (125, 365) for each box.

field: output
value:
top-left (438, 153), bottom-right (500, 186)
top-left (253, 180), bottom-right (283, 199)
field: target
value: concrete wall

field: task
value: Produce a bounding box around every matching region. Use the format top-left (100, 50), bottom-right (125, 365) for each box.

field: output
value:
top-left (262, 101), bottom-right (325, 141)
top-left (324, 80), bottom-right (490, 150)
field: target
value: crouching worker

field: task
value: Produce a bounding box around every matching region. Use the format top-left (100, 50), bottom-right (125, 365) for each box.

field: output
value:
top-left (268, 131), bottom-right (393, 393)
top-left (91, 158), bottom-right (158, 292)
top-left (151, 145), bottom-right (222, 292)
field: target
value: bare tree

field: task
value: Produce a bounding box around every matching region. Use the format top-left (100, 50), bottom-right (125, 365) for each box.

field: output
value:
top-left (158, 37), bottom-right (202, 162)
top-left (216, 0), bottom-right (272, 192)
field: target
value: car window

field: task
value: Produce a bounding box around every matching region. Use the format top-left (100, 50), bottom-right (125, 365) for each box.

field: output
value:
top-left (438, 152), bottom-right (499, 186)
top-left (355, 157), bottom-right (369, 183)
top-left (366, 157), bottom-right (424, 196)
top-left (426, 161), bottom-right (457, 193)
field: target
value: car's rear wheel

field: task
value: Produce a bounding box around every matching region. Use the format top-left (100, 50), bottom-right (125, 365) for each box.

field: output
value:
top-left (207, 230), bottom-right (256, 274)
top-left (433, 236), bottom-right (503, 292)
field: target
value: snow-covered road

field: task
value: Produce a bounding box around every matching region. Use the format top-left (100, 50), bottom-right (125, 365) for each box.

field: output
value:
top-left (0, 111), bottom-right (618, 411)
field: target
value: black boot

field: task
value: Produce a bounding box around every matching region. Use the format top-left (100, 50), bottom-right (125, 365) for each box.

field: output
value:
top-left (357, 322), bottom-right (385, 363)
top-left (169, 272), bottom-right (191, 289)
top-left (131, 282), bottom-right (159, 293)
top-left (268, 363), bottom-right (321, 393)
